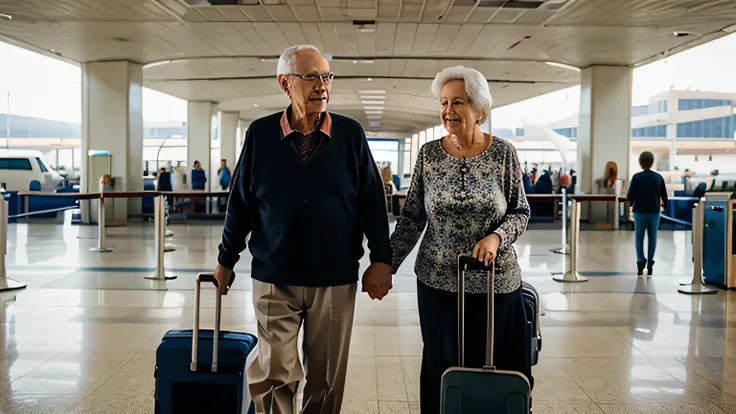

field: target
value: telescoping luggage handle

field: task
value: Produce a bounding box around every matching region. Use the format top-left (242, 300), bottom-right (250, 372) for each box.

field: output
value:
top-left (190, 272), bottom-right (226, 373)
top-left (457, 255), bottom-right (495, 370)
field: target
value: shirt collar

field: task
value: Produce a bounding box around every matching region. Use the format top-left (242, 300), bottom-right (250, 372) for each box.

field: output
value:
top-left (280, 106), bottom-right (332, 139)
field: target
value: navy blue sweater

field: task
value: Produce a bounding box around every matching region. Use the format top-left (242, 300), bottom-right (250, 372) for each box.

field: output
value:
top-left (217, 111), bottom-right (392, 287)
top-left (627, 170), bottom-right (668, 214)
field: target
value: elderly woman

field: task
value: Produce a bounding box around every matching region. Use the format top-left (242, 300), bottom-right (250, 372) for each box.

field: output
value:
top-left (390, 66), bottom-right (533, 414)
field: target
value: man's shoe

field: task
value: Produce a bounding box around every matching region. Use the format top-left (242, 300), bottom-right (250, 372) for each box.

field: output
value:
top-left (647, 260), bottom-right (654, 276)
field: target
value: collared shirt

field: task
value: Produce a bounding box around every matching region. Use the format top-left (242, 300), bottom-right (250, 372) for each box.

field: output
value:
top-left (280, 108), bottom-right (333, 160)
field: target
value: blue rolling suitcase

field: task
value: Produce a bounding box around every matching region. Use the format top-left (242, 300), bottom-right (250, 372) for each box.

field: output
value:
top-left (440, 256), bottom-right (532, 414)
top-left (154, 273), bottom-right (258, 414)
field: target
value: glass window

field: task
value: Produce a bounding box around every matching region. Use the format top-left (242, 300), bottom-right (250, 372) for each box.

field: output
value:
top-left (0, 158), bottom-right (33, 170)
top-left (36, 157), bottom-right (49, 172)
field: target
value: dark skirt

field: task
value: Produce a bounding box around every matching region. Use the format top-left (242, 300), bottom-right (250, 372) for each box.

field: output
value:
top-left (416, 279), bottom-right (533, 414)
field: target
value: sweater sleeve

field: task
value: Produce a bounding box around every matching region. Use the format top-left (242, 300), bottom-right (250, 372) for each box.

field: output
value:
top-left (659, 174), bottom-right (668, 206)
top-left (492, 144), bottom-right (530, 251)
top-left (390, 145), bottom-right (428, 273)
top-left (217, 126), bottom-right (254, 270)
top-left (357, 128), bottom-right (393, 266)
top-left (627, 174), bottom-right (639, 203)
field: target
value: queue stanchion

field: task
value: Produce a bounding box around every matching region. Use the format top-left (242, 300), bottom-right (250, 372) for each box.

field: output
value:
top-left (0, 192), bottom-right (27, 291)
top-left (90, 176), bottom-right (114, 253)
top-left (553, 198), bottom-right (588, 283)
top-left (552, 189), bottom-right (570, 255)
top-left (162, 195), bottom-right (176, 252)
top-left (678, 199), bottom-right (717, 295)
top-left (145, 195), bottom-right (177, 281)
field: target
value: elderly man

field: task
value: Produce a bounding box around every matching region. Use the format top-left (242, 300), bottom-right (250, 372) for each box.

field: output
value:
top-left (214, 45), bottom-right (393, 414)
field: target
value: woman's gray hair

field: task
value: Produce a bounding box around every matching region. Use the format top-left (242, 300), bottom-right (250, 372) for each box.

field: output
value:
top-left (430, 66), bottom-right (493, 112)
top-left (277, 45), bottom-right (324, 76)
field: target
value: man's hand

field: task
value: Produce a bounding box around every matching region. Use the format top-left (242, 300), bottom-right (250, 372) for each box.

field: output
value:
top-left (361, 263), bottom-right (392, 300)
top-left (214, 264), bottom-right (234, 295)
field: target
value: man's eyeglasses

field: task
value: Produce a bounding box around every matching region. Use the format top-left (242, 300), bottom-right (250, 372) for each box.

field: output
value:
top-left (287, 72), bottom-right (335, 84)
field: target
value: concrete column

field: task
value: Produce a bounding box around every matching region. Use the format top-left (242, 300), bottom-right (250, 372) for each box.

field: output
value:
top-left (219, 111), bottom-right (239, 173)
top-left (187, 102), bottom-right (217, 191)
top-left (577, 65), bottom-right (633, 222)
top-left (80, 61), bottom-right (143, 223)
top-left (236, 120), bottom-right (248, 161)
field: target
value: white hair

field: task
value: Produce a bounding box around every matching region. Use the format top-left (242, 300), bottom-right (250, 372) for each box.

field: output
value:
top-left (430, 66), bottom-right (493, 112)
top-left (276, 45), bottom-right (324, 76)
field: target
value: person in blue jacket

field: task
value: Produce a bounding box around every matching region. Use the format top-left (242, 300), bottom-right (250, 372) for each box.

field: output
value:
top-left (627, 150), bottom-right (668, 276)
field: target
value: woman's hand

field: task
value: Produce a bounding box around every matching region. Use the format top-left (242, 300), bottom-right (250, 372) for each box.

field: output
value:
top-left (472, 234), bottom-right (501, 267)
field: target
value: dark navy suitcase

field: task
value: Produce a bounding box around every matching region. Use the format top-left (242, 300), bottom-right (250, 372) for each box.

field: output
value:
top-left (440, 256), bottom-right (532, 414)
top-left (154, 273), bottom-right (258, 414)
top-left (521, 281), bottom-right (542, 366)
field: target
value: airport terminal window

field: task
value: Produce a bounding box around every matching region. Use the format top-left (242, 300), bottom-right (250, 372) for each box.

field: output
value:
top-left (677, 115), bottom-right (736, 138)
top-left (368, 139), bottom-right (400, 174)
top-left (678, 99), bottom-right (733, 111)
top-left (0, 158), bottom-right (33, 170)
top-left (631, 125), bottom-right (667, 138)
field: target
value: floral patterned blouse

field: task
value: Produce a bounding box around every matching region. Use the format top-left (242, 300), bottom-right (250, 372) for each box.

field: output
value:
top-left (390, 137), bottom-right (530, 294)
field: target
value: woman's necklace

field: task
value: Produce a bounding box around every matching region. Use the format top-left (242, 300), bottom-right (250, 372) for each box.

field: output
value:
top-left (451, 132), bottom-right (488, 152)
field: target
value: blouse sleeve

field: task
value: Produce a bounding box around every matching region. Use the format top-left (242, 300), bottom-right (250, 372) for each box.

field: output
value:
top-left (492, 144), bottom-right (530, 251)
top-left (390, 146), bottom-right (428, 273)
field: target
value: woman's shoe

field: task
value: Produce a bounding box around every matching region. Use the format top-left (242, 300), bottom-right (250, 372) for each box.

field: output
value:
top-left (637, 260), bottom-right (647, 276)
top-left (647, 261), bottom-right (654, 276)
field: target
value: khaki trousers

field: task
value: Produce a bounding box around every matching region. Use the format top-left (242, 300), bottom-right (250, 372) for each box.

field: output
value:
top-left (248, 280), bottom-right (357, 414)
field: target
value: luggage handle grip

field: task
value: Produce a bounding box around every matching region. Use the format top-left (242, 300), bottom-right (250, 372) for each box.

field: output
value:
top-left (457, 255), bottom-right (495, 370)
top-left (191, 272), bottom-right (233, 373)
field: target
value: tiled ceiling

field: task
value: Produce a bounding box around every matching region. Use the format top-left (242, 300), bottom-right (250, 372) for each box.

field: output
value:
top-left (0, 0), bottom-right (734, 133)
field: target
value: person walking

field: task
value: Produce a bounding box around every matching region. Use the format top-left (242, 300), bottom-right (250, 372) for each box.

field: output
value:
top-left (214, 44), bottom-right (393, 414)
top-left (390, 66), bottom-right (533, 414)
top-left (627, 150), bottom-right (668, 276)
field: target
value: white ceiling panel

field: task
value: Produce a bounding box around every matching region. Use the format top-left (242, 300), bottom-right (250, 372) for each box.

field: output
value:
top-left (0, 0), bottom-right (734, 133)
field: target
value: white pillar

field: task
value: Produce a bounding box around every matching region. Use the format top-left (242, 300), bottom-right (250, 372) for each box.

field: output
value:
top-left (219, 111), bottom-right (239, 174)
top-left (577, 65), bottom-right (633, 221)
top-left (187, 102), bottom-right (217, 192)
top-left (81, 61), bottom-right (143, 223)
top-left (236, 120), bottom-right (248, 161)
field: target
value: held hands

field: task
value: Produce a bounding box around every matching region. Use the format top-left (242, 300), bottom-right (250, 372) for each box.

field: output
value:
top-left (361, 263), bottom-right (393, 300)
top-left (472, 234), bottom-right (501, 267)
top-left (213, 264), bottom-right (234, 295)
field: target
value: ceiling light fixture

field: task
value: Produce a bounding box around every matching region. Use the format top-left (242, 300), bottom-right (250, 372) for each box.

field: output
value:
top-left (359, 90), bottom-right (385, 94)
top-left (366, 78), bottom-right (372, 82)
top-left (0, 13), bottom-right (12, 20)
top-left (361, 60), bottom-right (375, 64)
top-left (353, 60), bottom-right (358, 64)
top-left (365, 111), bottom-right (383, 114)
top-left (545, 61), bottom-right (581, 72)
top-left (361, 100), bottom-right (385, 105)
top-left (723, 24), bottom-right (736, 33)
top-left (254, 104), bottom-right (259, 107)
top-left (364, 106), bottom-right (384, 110)
top-left (143, 60), bottom-right (171, 69)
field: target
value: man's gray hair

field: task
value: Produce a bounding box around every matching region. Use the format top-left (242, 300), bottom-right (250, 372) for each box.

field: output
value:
top-left (277, 45), bottom-right (323, 76)
top-left (430, 66), bottom-right (493, 112)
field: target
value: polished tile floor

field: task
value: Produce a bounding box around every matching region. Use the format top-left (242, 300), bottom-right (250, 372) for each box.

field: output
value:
top-left (2, 218), bottom-right (736, 413)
